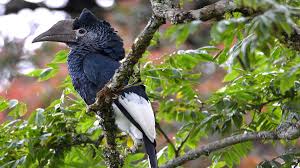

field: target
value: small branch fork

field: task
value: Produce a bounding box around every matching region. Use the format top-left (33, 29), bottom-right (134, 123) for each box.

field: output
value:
top-left (87, 0), bottom-right (300, 167)
top-left (156, 122), bottom-right (195, 158)
top-left (156, 122), bottom-right (177, 155)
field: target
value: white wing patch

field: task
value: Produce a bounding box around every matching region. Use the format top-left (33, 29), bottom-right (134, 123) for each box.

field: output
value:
top-left (112, 103), bottom-right (143, 143)
top-left (118, 92), bottom-right (156, 142)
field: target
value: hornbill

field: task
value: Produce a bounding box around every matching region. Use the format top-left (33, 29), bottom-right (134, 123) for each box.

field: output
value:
top-left (33, 9), bottom-right (157, 168)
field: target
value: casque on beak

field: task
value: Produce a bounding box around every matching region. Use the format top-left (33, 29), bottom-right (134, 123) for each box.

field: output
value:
top-left (32, 19), bottom-right (76, 43)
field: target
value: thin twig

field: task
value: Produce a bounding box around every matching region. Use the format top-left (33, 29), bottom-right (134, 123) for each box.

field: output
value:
top-left (156, 122), bottom-right (177, 154)
top-left (94, 134), bottom-right (105, 147)
top-left (175, 125), bottom-right (195, 157)
top-left (237, 55), bottom-right (248, 71)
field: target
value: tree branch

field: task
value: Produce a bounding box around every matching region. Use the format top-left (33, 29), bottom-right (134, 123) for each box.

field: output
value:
top-left (151, 0), bottom-right (236, 24)
top-left (160, 121), bottom-right (300, 168)
top-left (88, 11), bottom-right (164, 168)
top-left (151, 0), bottom-right (300, 51)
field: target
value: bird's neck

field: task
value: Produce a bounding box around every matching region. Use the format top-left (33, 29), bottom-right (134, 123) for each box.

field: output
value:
top-left (67, 49), bottom-right (88, 76)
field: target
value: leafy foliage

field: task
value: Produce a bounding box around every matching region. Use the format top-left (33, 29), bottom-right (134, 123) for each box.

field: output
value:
top-left (258, 150), bottom-right (300, 168)
top-left (0, 87), bottom-right (104, 167)
top-left (0, 0), bottom-right (300, 167)
top-left (25, 50), bottom-right (68, 81)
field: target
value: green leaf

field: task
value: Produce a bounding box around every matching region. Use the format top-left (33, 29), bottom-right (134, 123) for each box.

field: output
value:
top-left (210, 161), bottom-right (226, 168)
top-left (50, 50), bottom-right (68, 64)
top-left (279, 21), bottom-right (292, 35)
top-left (223, 70), bottom-right (240, 82)
top-left (123, 153), bottom-right (145, 168)
top-left (232, 114), bottom-right (243, 128)
top-left (8, 102), bottom-right (27, 118)
top-left (38, 67), bottom-right (59, 81)
top-left (9, 99), bottom-right (19, 109)
top-left (24, 51), bottom-right (67, 81)
top-left (280, 74), bottom-right (296, 93)
top-left (199, 46), bottom-right (220, 52)
top-left (25, 69), bottom-right (43, 77)
top-left (176, 25), bottom-right (190, 47)
top-left (0, 100), bottom-right (9, 112)
top-left (35, 108), bottom-right (45, 127)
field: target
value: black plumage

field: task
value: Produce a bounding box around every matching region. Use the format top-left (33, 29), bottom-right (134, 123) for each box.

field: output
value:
top-left (33, 8), bottom-right (158, 168)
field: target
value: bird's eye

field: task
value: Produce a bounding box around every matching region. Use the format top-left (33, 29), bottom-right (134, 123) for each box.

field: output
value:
top-left (76, 28), bottom-right (87, 36)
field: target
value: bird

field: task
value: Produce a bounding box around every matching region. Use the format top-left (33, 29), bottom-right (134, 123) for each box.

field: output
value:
top-left (33, 9), bottom-right (157, 168)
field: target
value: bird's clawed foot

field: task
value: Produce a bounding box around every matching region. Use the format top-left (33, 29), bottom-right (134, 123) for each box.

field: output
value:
top-left (87, 104), bottom-right (97, 113)
top-left (127, 138), bottom-right (142, 153)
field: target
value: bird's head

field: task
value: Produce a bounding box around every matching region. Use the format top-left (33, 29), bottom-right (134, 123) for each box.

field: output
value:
top-left (33, 8), bottom-right (124, 61)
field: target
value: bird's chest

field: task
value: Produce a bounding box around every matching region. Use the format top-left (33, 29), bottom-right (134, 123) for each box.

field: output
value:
top-left (67, 55), bottom-right (97, 104)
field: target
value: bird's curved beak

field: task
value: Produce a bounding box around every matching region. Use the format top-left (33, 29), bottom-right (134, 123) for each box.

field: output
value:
top-left (32, 19), bottom-right (76, 43)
